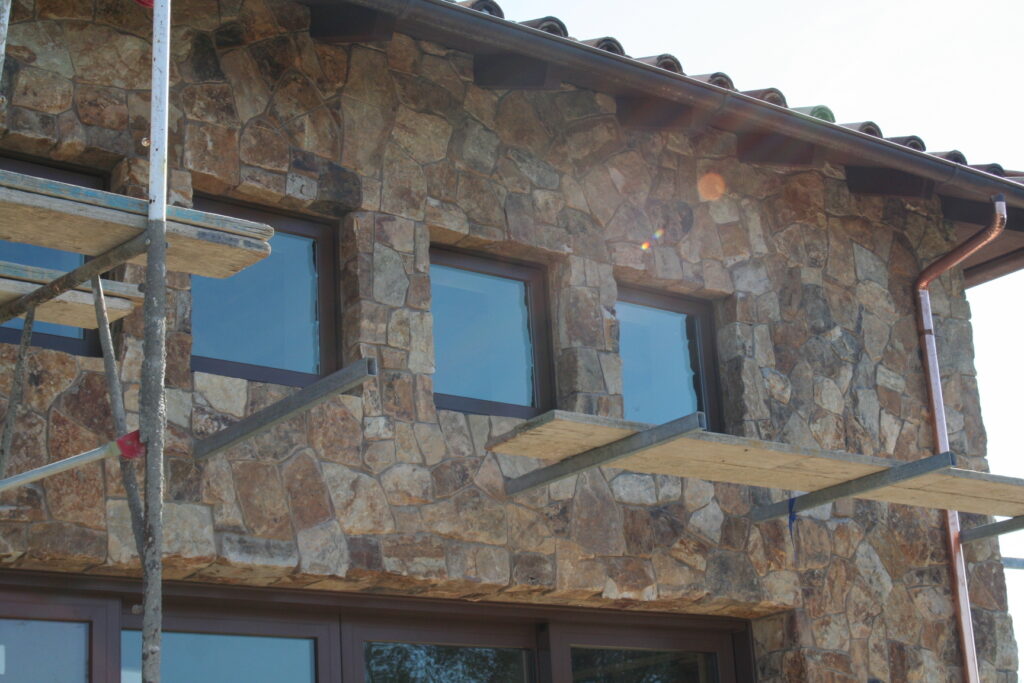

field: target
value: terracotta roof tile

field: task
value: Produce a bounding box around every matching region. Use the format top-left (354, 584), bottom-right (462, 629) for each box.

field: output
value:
top-left (443, 0), bottom-right (1013, 187)
top-left (518, 16), bottom-right (568, 37)
top-left (637, 54), bottom-right (683, 74)
top-left (842, 121), bottom-right (884, 137)
top-left (692, 72), bottom-right (735, 90)
top-left (887, 135), bottom-right (926, 151)
top-left (582, 37), bottom-right (626, 56)
top-left (743, 88), bottom-right (787, 107)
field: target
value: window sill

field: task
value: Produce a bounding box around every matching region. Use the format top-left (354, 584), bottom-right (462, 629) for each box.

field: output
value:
top-left (433, 393), bottom-right (546, 420)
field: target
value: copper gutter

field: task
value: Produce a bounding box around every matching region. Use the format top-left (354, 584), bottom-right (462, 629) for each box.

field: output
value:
top-left (915, 194), bottom-right (1007, 683)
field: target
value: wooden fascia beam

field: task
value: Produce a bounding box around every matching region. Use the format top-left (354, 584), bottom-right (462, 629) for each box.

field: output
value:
top-left (307, 2), bottom-right (396, 43)
top-left (615, 97), bottom-right (692, 131)
top-left (845, 166), bottom-right (935, 198)
top-left (473, 53), bottom-right (560, 89)
top-left (737, 132), bottom-right (817, 166)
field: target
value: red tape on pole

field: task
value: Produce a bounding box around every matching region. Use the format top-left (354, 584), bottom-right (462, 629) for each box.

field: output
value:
top-left (116, 430), bottom-right (146, 460)
top-left (133, 0), bottom-right (154, 7)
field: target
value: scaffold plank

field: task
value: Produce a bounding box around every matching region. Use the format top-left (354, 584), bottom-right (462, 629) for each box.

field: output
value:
top-left (0, 278), bottom-right (134, 327)
top-left (487, 410), bottom-right (1024, 516)
top-left (0, 170), bottom-right (272, 278)
top-left (0, 261), bottom-right (141, 328)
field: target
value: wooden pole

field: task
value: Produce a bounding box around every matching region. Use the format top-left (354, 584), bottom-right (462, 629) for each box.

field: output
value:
top-left (140, 0), bottom-right (171, 679)
top-left (0, 307), bottom-right (33, 477)
top-left (92, 276), bottom-right (145, 557)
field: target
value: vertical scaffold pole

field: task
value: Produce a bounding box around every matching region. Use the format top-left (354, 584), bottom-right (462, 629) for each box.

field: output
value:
top-left (140, 0), bottom-right (171, 680)
top-left (0, 0), bottom-right (13, 91)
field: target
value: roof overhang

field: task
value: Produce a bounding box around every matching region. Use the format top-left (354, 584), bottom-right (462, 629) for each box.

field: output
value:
top-left (302, 0), bottom-right (1024, 285)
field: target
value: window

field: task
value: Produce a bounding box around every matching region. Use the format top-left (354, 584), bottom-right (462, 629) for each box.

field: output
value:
top-left (617, 288), bottom-right (719, 428)
top-left (0, 589), bottom-right (117, 681)
top-left (352, 617), bottom-right (535, 682)
top-left (430, 248), bottom-right (552, 419)
top-left (0, 157), bottom-right (104, 356)
top-left (120, 608), bottom-right (337, 683)
top-left (190, 198), bottom-right (338, 387)
top-left (0, 575), bottom-right (752, 682)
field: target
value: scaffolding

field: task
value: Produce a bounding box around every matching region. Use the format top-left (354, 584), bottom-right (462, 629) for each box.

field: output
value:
top-left (0, 1), bottom-right (1015, 681)
top-left (0, 2), bottom-right (375, 680)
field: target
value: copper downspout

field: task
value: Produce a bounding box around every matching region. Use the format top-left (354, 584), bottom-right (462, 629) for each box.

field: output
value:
top-left (914, 194), bottom-right (1007, 683)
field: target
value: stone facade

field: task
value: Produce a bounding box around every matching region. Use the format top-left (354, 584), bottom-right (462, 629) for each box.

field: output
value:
top-left (0, 1), bottom-right (1016, 680)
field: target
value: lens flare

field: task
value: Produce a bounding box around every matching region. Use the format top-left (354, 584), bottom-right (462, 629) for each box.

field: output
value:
top-left (698, 172), bottom-right (726, 201)
top-left (641, 241), bottom-right (651, 251)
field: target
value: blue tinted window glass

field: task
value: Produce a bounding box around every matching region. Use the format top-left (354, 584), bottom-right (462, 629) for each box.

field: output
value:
top-left (366, 642), bottom-right (530, 682)
top-left (192, 232), bottom-right (319, 374)
top-left (431, 264), bottom-right (534, 406)
top-left (121, 630), bottom-right (315, 683)
top-left (619, 300), bottom-right (698, 424)
top-left (0, 240), bottom-right (85, 339)
top-left (0, 618), bottom-right (89, 682)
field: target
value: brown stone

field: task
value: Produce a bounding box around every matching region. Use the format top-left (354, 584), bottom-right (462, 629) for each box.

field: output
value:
top-left (495, 92), bottom-right (550, 155)
top-left (380, 371), bottom-right (415, 421)
top-left (322, 463), bottom-right (395, 534)
top-left (75, 84), bottom-right (128, 129)
top-left (381, 533), bottom-right (446, 579)
top-left (431, 458), bottom-right (478, 498)
top-left (420, 488), bottom-right (506, 544)
top-left (24, 521), bottom-right (105, 572)
top-left (231, 460), bottom-right (292, 539)
top-left (44, 411), bottom-right (105, 530)
top-left (181, 83), bottom-right (239, 125)
top-left (304, 396), bottom-right (361, 466)
top-left (64, 23), bottom-right (151, 89)
top-left (282, 450), bottom-right (333, 530)
top-left (381, 463), bottom-right (433, 505)
top-left (571, 470), bottom-right (625, 556)
top-left (602, 557), bottom-right (656, 600)
top-left (184, 122), bottom-right (240, 190)
top-left (60, 372), bottom-right (115, 439)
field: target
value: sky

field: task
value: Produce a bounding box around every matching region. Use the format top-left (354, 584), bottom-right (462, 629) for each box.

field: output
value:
top-left (494, 0), bottom-right (1024, 668)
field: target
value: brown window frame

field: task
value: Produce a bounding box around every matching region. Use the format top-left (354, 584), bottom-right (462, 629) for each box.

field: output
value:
top-left (189, 197), bottom-right (339, 388)
top-left (0, 587), bottom-right (119, 681)
top-left (430, 247), bottom-right (554, 419)
top-left (0, 571), bottom-right (755, 682)
top-left (545, 618), bottom-right (743, 682)
top-left (121, 604), bottom-right (341, 682)
top-left (617, 286), bottom-right (722, 432)
top-left (0, 156), bottom-right (106, 357)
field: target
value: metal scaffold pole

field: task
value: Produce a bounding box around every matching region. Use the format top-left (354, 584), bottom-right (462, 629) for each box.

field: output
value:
top-left (140, 0), bottom-right (171, 679)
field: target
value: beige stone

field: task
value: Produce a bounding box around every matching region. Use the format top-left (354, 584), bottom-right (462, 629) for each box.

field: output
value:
top-left (322, 463), bottom-right (395, 534)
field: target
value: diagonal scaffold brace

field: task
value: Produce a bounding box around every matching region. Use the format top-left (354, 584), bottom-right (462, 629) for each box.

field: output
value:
top-left (751, 450), bottom-right (959, 523)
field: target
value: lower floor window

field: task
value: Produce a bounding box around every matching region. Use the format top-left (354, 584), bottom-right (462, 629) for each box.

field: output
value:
top-left (365, 642), bottom-right (531, 682)
top-left (121, 631), bottom-right (316, 683)
top-left (0, 617), bottom-right (89, 681)
top-left (571, 646), bottom-right (717, 682)
top-left (0, 577), bottom-right (751, 682)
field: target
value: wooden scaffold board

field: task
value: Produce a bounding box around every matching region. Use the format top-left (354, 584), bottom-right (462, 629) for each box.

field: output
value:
top-left (0, 261), bottom-right (141, 327)
top-left (0, 169), bottom-right (273, 278)
top-left (487, 410), bottom-right (1024, 517)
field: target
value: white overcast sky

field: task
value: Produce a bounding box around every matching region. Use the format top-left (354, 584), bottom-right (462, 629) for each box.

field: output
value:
top-left (496, 0), bottom-right (1024, 667)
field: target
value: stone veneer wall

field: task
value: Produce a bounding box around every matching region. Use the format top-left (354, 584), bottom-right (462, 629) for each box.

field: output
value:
top-left (0, 1), bottom-right (1016, 680)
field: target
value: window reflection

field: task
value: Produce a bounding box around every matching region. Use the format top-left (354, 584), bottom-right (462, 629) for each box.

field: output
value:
top-left (121, 630), bottom-right (315, 683)
top-left (192, 232), bottom-right (320, 374)
top-left (618, 300), bottom-right (698, 424)
top-left (365, 642), bottom-right (531, 683)
top-left (431, 264), bottom-right (535, 407)
top-left (0, 618), bottom-right (89, 682)
top-left (571, 646), bottom-right (716, 683)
